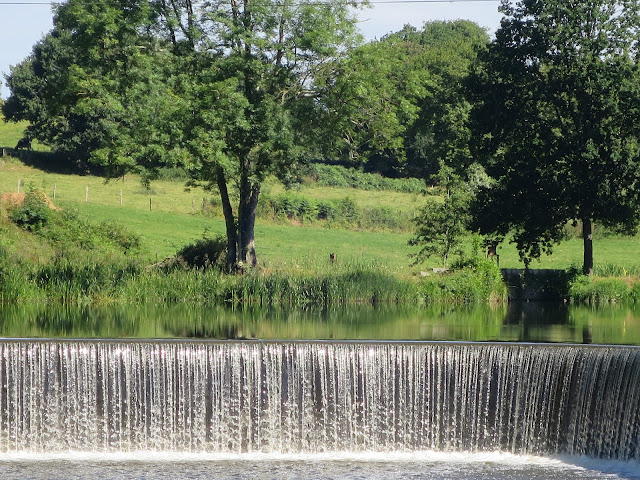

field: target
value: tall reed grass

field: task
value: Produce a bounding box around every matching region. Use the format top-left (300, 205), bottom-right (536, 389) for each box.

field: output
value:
top-left (0, 256), bottom-right (508, 307)
top-left (569, 275), bottom-right (640, 304)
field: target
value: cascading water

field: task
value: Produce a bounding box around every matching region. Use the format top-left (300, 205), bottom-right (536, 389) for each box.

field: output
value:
top-left (1, 340), bottom-right (639, 460)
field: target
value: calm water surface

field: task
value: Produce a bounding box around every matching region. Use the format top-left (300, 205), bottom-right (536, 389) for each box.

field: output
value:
top-left (0, 302), bottom-right (639, 344)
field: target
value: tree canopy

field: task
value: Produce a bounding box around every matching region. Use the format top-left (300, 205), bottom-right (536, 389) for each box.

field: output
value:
top-left (313, 20), bottom-right (489, 178)
top-left (3, 0), bottom-right (365, 269)
top-left (469, 0), bottom-right (640, 274)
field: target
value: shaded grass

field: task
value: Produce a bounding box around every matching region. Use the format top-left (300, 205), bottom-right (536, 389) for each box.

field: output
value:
top-left (0, 117), bottom-right (49, 153)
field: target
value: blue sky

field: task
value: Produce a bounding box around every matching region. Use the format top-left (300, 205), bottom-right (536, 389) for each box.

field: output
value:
top-left (0, 1), bottom-right (503, 98)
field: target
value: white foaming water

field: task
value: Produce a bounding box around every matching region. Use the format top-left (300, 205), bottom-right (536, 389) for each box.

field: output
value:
top-left (0, 451), bottom-right (638, 479)
top-left (1, 340), bottom-right (639, 473)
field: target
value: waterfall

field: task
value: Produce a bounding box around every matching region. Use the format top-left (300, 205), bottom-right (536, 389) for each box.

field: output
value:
top-left (1, 340), bottom-right (639, 459)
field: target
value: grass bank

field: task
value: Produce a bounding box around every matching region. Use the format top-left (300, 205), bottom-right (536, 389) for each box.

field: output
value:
top-left (568, 275), bottom-right (640, 305)
top-left (0, 188), bottom-right (506, 306)
top-left (0, 256), bottom-right (508, 307)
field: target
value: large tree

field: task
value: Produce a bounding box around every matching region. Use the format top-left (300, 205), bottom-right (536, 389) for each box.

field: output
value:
top-left (469, 0), bottom-right (640, 274)
top-left (312, 35), bottom-right (426, 173)
top-left (3, 0), bottom-right (364, 269)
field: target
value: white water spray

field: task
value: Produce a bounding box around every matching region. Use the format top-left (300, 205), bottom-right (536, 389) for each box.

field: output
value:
top-left (1, 341), bottom-right (639, 459)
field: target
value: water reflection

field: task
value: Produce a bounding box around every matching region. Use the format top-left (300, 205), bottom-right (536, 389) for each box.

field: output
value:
top-left (0, 302), bottom-right (638, 345)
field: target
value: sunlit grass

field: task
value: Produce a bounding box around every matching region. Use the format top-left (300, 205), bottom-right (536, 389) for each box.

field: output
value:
top-left (2, 111), bottom-right (640, 277)
top-left (3, 156), bottom-right (640, 274)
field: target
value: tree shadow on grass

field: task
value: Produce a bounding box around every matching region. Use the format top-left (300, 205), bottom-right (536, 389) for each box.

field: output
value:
top-left (0, 147), bottom-right (103, 176)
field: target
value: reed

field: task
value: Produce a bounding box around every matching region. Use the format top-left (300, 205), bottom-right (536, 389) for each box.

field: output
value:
top-left (220, 268), bottom-right (424, 307)
top-left (420, 260), bottom-right (508, 304)
top-left (568, 276), bottom-right (635, 304)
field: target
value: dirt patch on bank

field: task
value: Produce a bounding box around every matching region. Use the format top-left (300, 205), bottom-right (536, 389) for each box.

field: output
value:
top-left (0, 192), bottom-right (61, 211)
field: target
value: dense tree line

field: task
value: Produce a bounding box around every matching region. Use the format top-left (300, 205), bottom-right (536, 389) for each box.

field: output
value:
top-left (3, 0), bottom-right (487, 269)
top-left (4, 0), bottom-right (640, 274)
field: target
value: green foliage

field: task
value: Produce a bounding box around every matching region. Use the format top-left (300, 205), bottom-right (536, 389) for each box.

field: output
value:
top-left (39, 209), bottom-right (140, 255)
top-left (469, 0), bottom-right (640, 273)
top-left (34, 260), bottom-right (142, 304)
top-left (315, 20), bottom-right (489, 178)
top-left (258, 192), bottom-right (414, 231)
top-left (220, 268), bottom-right (422, 307)
top-left (504, 269), bottom-right (576, 302)
top-left (3, 0), bottom-right (366, 269)
top-left (304, 164), bottom-right (424, 193)
top-left (8, 189), bottom-right (50, 231)
top-left (593, 263), bottom-right (640, 277)
top-left (420, 259), bottom-right (507, 304)
top-left (314, 38), bottom-right (425, 166)
top-left (395, 21), bottom-right (490, 180)
top-left (569, 276), bottom-right (632, 304)
top-left (175, 235), bottom-right (227, 270)
top-left (410, 168), bottom-right (472, 267)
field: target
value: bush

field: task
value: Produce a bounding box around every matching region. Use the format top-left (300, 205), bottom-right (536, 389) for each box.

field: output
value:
top-left (96, 221), bottom-right (141, 254)
top-left (176, 235), bottom-right (227, 270)
top-left (258, 192), bottom-right (413, 231)
top-left (40, 209), bottom-right (141, 255)
top-left (304, 164), bottom-right (424, 193)
top-left (420, 259), bottom-right (507, 304)
top-left (8, 189), bottom-right (51, 231)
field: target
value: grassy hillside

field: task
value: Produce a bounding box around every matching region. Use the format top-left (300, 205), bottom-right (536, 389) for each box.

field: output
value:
top-left (2, 117), bottom-right (640, 276)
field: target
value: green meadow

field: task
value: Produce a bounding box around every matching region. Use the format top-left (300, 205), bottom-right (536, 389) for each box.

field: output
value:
top-left (2, 152), bottom-right (639, 275)
top-left (1, 116), bottom-right (640, 308)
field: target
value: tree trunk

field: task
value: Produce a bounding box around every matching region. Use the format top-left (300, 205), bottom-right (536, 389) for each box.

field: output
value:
top-left (216, 167), bottom-right (237, 271)
top-left (582, 217), bottom-right (594, 276)
top-left (238, 174), bottom-right (260, 267)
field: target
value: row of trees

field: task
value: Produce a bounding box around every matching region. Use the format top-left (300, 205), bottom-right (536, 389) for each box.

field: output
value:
top-left (3, 0), bottom-right (488, 270)
top-left (4, 0), bottom-right (640, 274)
top-left (414, 0), bottom-right (640, 275)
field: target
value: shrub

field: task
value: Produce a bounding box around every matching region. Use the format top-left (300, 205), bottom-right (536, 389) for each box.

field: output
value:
top-left (420, 259), bottom-right (507, 304)
top-left (8, 189), bottom-right (50, 231)
top-left (304, 164), bottom-right (424, 193)
top-left (336, 197), bottom-right (358, 222)
top-left (176, 235), bottom-right (227, 270)
top-left (317, 201), bottom-right (336, 220)
top-left (40, 209), bottom-right (140, 255)
top-left (97, 221), bottom-right (141, 254)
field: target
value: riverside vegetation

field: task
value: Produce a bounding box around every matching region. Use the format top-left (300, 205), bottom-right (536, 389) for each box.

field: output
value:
top-left (1, 147), bottom-right (639, 306)
top-left (2, 111), bottom-right (640, 306)
top-left (0, 182), bottom-right (506, 306)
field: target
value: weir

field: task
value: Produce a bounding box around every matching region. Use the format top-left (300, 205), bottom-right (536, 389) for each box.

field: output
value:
top-left (1, 340), bottom-right (639, 459)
